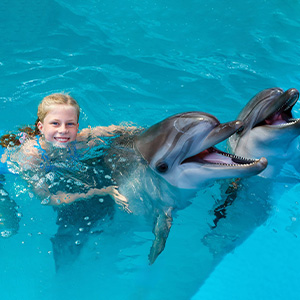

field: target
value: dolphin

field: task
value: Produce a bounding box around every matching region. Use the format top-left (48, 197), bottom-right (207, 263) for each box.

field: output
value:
top-left (229, 87), bottom-right (300, 178)
top-left (100, 111), bottom-right (267, 264)
top-left (205, 87), bottom-right (300, 256)
top-left (211, 87), bottom-right (300, 227)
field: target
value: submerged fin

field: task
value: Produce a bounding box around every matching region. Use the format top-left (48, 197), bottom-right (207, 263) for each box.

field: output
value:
top-left (148, 209), bottom-right (173, 264)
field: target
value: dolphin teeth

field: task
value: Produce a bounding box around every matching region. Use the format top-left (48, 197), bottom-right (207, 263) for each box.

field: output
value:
top-left (182, 147), bottom-right (257, 166)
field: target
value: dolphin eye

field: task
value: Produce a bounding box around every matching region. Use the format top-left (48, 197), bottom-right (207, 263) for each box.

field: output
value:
top-left (156, 162), bottom-right (168, 173)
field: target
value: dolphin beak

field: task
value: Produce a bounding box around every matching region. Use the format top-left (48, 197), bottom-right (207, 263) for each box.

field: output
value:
top-left (202, 120), bottom-right (244, 149)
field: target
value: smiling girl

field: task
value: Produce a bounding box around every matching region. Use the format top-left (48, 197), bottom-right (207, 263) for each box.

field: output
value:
top-left (5, 93), bottom-right (131, 209)
top-left (0, 93), bottom-right (136, 269)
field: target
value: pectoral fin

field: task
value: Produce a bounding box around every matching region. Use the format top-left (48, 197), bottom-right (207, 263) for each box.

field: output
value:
top-left (148, 209), bottom-right (173, 264)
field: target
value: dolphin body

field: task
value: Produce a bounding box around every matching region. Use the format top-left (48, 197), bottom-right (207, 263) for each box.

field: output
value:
top-left (228, 87), bottom-right (300, 178)
top-left (100, 111), bottom-right (267, 264)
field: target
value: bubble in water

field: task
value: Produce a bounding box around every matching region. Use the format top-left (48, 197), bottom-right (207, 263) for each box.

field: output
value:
top-left (37, 177), bottom-right (46, 188)
top-left (105, 175), bottom-right (111, 179)
top-left (41, 197), bottom-right (50, 205)
top-left (84, 216), bottom-right (90, 221)
top-left (99, 198), bottom-right (104, 203)
top-left (31, 174), bottom-right (39, 181)
top-left (74, 181), bottom-right (83, 186)
top-left (75, 240), bottom-right (81, 245)
top-left (79, 228), bottom-right (84, 232)
top-left (1, 230), bottom-right (12, 238)
top-left (0, 189), bottom-right (8, 196)
top-left (45, 172), bottom-right (55, 182)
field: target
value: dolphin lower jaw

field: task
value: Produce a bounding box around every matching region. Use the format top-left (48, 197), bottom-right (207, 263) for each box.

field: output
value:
top-left (234, 121), bottom-right (300, 157)
top-left (159, 147), bottom-right (268, 189)
top-left (164, 156), bottom-right (267, 190)
top-left (259, 120), bottom-right (300, 137)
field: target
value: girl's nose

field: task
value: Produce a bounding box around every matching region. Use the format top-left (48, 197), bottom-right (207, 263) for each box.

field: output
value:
top-left (59, 124), bottom-right (69, 134)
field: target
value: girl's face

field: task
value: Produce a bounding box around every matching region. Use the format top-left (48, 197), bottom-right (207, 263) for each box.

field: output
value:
top-left (37, 104), bottom-right (79, 147)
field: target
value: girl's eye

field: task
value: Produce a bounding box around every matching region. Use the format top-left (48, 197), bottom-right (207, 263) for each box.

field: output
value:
top-left (51, 122), bottom-right (59, 126)
top-left (67, 123), bottom-right (76, 126)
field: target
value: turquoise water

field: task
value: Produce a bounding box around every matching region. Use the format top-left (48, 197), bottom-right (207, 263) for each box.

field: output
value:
top-left (1, 0), bottom-right (300, 299)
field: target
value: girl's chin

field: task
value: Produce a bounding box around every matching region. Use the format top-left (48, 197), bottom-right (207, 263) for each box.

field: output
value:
top-left (54, 143), bottom-right (68, 148)
top-left (52, 140), bottom-right (70, 148)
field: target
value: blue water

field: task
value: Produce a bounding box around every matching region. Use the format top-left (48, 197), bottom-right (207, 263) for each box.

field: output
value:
top-left (1, 0), bottom-right (300, 299)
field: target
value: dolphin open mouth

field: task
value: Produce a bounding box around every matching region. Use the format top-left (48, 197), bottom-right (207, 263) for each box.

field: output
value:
top-left (255, 88), bottom-right (299, 128)
top-left (263, 110), bottom-right (294, 126)
top-left (182, 147), bottom-right (258, 166)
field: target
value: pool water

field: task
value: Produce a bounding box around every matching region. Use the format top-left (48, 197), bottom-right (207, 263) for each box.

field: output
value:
top-left (1, 0), bottom-right (300, 299)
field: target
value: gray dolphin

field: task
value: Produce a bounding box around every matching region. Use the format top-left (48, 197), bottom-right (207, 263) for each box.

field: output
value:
top-left (135, 112), bottom-right (267, 189)
top-left (206, 87), bottom-right (300, 254)
top-left (211, 87), bottom-right (300, 233)
top-left (102, 111), bottom-right (267, 264)
top-left (229, 87), bottom-right (300, 178)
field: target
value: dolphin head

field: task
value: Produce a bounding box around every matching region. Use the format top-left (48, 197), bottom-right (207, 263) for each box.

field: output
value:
top-left (228, 88), bottom-right (300, 177)
top-left (134, 112), bottom-right (267, 190)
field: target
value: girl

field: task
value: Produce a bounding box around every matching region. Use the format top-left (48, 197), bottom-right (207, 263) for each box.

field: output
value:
top-left (2, 93), bottom-right (134, 270)
top-left (5, 93), bottom-right (131, 209)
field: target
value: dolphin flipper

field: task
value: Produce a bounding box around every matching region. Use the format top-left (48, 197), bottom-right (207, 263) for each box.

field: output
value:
top-left (148, 209), bottom-right (173, 264)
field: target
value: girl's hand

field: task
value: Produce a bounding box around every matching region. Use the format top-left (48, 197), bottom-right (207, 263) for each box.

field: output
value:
top-left (101, 186), bottom-right (132, 214)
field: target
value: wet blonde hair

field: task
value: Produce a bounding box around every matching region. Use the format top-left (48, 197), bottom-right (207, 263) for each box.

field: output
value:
top-left (37, 93), bottom-right (80, 123)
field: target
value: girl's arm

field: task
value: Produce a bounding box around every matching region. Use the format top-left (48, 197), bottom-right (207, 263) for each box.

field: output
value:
top-left (77, 124), bottom-right (138, 141)
top-left (41, 185), bottom-right (131, 213)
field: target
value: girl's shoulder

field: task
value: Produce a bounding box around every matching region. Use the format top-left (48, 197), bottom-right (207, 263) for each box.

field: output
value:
top-left (20, 138), bottom-right (41, 157)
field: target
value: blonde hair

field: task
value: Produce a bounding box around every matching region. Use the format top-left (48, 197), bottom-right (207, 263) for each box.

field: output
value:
top-left (37, 93), bottom-right (80, 123)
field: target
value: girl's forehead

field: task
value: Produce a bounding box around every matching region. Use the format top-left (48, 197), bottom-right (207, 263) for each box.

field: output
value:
top-left (46, 104), bottom-right (78, 118)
